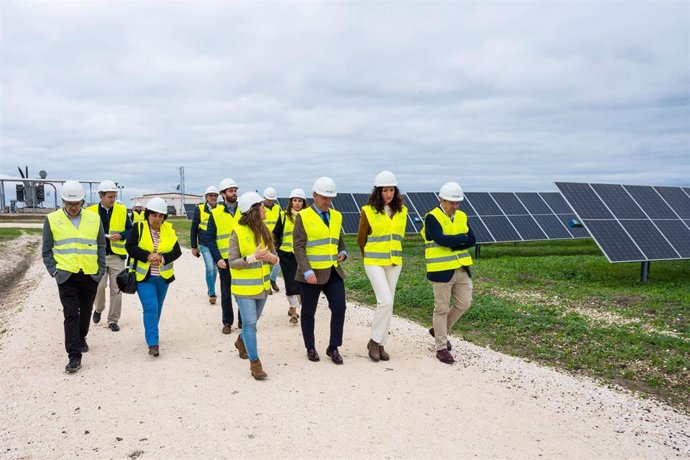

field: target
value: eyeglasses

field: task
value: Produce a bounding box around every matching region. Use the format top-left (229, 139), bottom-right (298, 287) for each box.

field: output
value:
top-left (64, 201), bottom-right (82, 208)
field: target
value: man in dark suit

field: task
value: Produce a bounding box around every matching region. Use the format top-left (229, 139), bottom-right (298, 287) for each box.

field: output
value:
top-left (293, 176), bottom-right (348, 364)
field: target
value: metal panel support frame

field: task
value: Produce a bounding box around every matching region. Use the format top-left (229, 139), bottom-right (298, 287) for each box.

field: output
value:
top-left (640, 261), bottom-right (650, 283)
top-left (474, 244), bottom-right (480, 260)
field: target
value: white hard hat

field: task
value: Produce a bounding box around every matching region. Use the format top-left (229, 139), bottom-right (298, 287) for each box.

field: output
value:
top-left (289, 188), bottom-right (306, 200)
top-left (97, 180), bottom-right (118, 193)
top-left (146, 197), bottom-right (168, 214)
top-left (218, 178), bottom-right (238, 192)
top-left (134, 202), bottom-right (142, 207)
top-left (374, 170), bottom-right (398, 187)
top-left (205, 185), bottom-right (219, 196)
top-left (312, 176), bottom-right (337, 197)
top-left (61, 180), bottom-right (85, 201)
top-left (263, 187), bottom-right (277, 200)
top-left (238, 191), bottom-right (263, 214)
top-left (439, 182), bottom-right (464, 202)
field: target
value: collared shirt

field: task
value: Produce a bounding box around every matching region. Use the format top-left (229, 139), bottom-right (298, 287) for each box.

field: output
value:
top-left (313, 205), bottom-right (330, 226)
top-left (63, 208), bottom-right (82, 228)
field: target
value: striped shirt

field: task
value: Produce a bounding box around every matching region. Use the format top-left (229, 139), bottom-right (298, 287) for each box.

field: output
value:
top-left (150, 229), bottom-right (161, 276)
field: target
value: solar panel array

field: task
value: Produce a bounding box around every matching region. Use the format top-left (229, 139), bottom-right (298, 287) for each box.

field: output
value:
top-left (274, 191), bottom-right (588, 243)
top-left (555, 182), bottom-right (690, 263)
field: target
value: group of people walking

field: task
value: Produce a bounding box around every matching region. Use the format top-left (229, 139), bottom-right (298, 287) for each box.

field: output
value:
top-left (42, 172), bottom-right (476, 380)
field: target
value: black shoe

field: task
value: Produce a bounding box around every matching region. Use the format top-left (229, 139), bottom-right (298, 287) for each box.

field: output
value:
top-left (326, 347), bottom-right (343, 365)
top-left (108, 323), bottom-right (120, 332)
top-left (307, 348), bottom-right (320, 362)
top-left (270, 280), bottom-right (280, 292)
top-left (428, 328), bottom-right (452, 351)
top-left (92, 311), bottom-right (101, 324)
top-left (65, 357), bottom-right (81, 373)
top-left (81, 339), bottom-right (89, 353)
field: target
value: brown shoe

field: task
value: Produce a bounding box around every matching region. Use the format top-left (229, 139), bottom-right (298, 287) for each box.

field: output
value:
top-left (148, 345), bottom-right (160, 357)
top-left (379, 345), bottom-right (390, 361)
top-left (367, 339), bottom-right (380, 362)
top-left (235, 334), bottom-right (248, 359)
top-left (306, 348), bottom-right (320, 362)
top-left (270, 280), bottom-right (280, 292)
top-left (250, 359), bottom-right (267, 380)
top-left (209, 295), bottom-right (217, 305)
top-left (222, 324), bottom-right (232, 335)
top-left (326, 347), bottom-right (343, 365)
top-left (429, 327), bottom-right (452, 351)
top-left (436, 348), bottom-right (454, 364)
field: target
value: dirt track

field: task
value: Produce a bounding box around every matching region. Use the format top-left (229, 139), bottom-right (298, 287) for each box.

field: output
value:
top-left (1, 249), bottom-right (688, 459)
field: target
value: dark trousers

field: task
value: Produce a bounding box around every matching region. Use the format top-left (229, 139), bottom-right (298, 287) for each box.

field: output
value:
top-left (299, 268), bottom-right (346, 350)
top-left (57, 272), bottom-right (98, 360)
top-left (219, 261), bottom-right (240, 326)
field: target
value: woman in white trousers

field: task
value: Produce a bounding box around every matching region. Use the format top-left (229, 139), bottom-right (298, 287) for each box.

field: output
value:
top-left (357, 171), bottom-right (408, 362)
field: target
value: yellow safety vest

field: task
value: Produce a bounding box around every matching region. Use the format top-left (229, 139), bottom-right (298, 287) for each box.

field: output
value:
top-left (197, 203), bottom-right (217, 232)
top-left (300, 207), bottom-right (343, 270)
top-left (362, 205), bottom-right (407, 266)
top-left (47, 209), bottom-right (100, 275)
top-left (211, 205), bottom-right (241, 260)
top-left (86, 203), bottom-right (128, 256)
top-left (230, 224), bottom-right (272, 297)
top-left (422, 207), bottom-right (473, 273)
top-left (134, 221), bottom-right (177, 281)
top-left (263, 203), bottom-right (281, 232)
top-left (279, 211), bottom-right (296, 253)
top-left (132, 210), bottom-right (145, 223)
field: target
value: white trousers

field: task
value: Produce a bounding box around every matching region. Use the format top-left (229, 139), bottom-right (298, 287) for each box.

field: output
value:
top-left (364, 264), bottom-right (402, 345)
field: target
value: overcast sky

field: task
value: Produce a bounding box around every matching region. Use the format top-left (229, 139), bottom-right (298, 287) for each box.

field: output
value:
top-left (1, 1), bottom-right (688, 204)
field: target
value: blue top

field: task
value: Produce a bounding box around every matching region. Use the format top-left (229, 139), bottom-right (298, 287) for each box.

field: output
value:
top-left (190, 202), bottom-right (215, 248)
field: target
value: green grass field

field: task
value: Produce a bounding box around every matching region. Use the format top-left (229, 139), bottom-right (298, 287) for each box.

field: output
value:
top-left (169, 218), bottom-right (690, 410)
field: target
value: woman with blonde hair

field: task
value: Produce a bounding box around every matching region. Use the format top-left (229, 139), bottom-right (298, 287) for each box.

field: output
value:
top-left (272, 188), bottom-right (307, 324)
top-left (357, 171), bottom-right (407, 362)
top-left (228, 191), bottom-right (280, 380)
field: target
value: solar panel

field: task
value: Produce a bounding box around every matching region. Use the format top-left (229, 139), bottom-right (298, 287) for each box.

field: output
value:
top-left (352, 193), bottom-right (369, 207)
top-left (492, 192), bottom-right (529, 215)
top-left (655, 186), bottom-right (690, 218)
top-left (556, 182), bottom-right (690, 263)
top-left (481, 216), bottom-right (522, 242)
top-left (516, 193), bottom-right (552, 214)
top-left (277, 197), bottom-right (289, 209)
top-left (331, 195), bottom-right (359, 213)
top-left (183, 203), bottom-right (198, 220)
top-left (341, 212), bottom-right (360, 234)
top-left (467, 216), bottom-right (494, 243)
top-left (533, 214), bottom-right (573, 239)
top-left (406, 192), bottom-right (439, 215)
top-left (539, 192), bottom-right (573, 214)
top-left (509, 215), bottom-right (549, 241)
top-left (464, 192), bottom-right (502, 215)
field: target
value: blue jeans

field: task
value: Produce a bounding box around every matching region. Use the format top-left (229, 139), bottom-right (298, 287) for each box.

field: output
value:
top-left (199, 244), bottom-right (217, 296)
top-left (235, 297), bottom-right (267, 361)
top-left (136, 276), bottom-right (169, 347)
top-left (269, 263), bottom-right (281, 282)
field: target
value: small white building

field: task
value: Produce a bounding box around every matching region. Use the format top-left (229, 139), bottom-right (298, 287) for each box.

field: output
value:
top-left (130, 192), bottom-right (202, 216)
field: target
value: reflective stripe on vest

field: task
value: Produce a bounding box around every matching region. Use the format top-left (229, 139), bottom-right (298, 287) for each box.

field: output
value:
top-left (362, 205), bottom-right (407, 266)
top-left (422, 207), bottom-right (473, 273)
top-left (299, 207), bottom-right (342, 270)
top-left (279, 211), bottom-right (296, 253)
top-left (132, 210), bottom-right (145, 223)
top-left (230, 224), bottom-right (271, 297)
top-left (87, 203), bottom-right (127, 255)
top-left (47, 209), bottom-right (100, 274)
top-left (263, 204), bottom-right (281, 232)
top-left (212, 205), bottom-right (241, 260)
top-left (135, 221), bottom-right (177, 281)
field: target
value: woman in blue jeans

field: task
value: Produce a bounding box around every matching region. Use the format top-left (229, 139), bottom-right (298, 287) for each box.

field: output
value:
top-left (125, 197), bottom-right (182, 357)
top-left (229, 191), bottom-right (279, 380)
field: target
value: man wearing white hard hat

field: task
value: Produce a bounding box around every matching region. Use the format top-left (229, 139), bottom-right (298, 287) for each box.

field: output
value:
top-left (42, 180), bottom-right (106, 373)
top-left (190, 185), bottom-right (221, 305)
top-left (357, 171), bottom-right (408, 362)
top-left (207, 178), bottom-right (242, 333)
top-left (422, 182), bottom-right (476, 364)
top-left (262, 187), bottom-right (282, 293)
top-left (272, 188), bottom-right (308, 324)
top-left (131, 202), bottom-right (145, 223)
top-left (87, 180), bottom-right (132, 332)
top-left (293, 177), bottom-right (348, 365)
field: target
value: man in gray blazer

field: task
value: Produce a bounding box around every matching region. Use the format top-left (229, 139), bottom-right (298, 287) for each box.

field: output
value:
top-left (293, 177), bottom-right (348, 364)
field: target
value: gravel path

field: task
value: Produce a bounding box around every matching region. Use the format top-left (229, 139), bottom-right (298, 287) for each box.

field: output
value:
top-left (1, 250), bottom-right (688, 459)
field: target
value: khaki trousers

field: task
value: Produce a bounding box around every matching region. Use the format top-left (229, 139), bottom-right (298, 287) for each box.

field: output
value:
top-left (94, 254), bottom-right (125, 324)
top-left (431, 267), bottom-right (472, 351)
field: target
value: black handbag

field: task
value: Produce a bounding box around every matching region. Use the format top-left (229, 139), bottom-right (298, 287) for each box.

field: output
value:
top-left (116, 222), bottom-right (143, 294)
top-left (116, 259), bottom-right (138, 294)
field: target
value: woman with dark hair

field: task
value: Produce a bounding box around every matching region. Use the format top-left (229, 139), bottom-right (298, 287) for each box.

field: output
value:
top-left (272, 188), bottom-right (307, 324)
top-left (228, 191), bottom-right (279, 380)
top-left (357, 171), bottom-right (407, 362)
top-left (125, 197), bottom-right (182, 357)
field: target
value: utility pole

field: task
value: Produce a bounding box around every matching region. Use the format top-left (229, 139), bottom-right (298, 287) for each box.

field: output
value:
top-left (179, 166), bottom-right (186, 215)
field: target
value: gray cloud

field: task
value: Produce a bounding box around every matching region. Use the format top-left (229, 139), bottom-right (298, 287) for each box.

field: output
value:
top-left (1, 1), bottom-right (688, 204)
